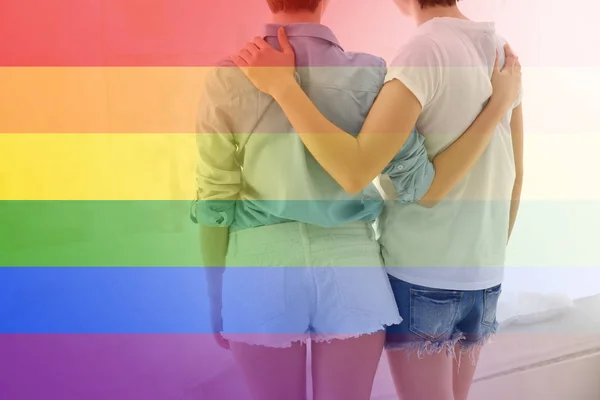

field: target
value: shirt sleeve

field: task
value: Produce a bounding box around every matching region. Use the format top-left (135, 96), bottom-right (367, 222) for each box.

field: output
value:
top-left (192, 68), bottom-right (242, 227)
top-left (384, 35), bottom-right (443, 109)
top-left (380, 129), bottom-right (435, 203)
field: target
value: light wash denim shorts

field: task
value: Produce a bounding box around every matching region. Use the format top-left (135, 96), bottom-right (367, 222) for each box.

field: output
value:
top-left (221, 221), bottom-right (401, 348)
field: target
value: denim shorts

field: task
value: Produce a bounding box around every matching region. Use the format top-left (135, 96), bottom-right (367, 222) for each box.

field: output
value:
top-left (385, 275), bottom-right (501, 357)
top-left (221, 222), bottom-right (401, 348)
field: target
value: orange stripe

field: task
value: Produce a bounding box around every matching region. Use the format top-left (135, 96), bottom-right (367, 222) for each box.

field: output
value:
top-left (0, 67), bottom-right (209, 133)
top-left (1, 67), bottom-right (597, 134)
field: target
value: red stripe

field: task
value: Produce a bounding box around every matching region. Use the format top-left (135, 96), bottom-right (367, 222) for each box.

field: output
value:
top-left (0, 0), bottom-right (266, 66)
top-left (1, 0), bottom-right (599, 66)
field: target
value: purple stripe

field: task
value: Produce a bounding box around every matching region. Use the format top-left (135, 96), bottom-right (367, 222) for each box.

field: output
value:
top-left (0, 334), bottom-right (249, 400)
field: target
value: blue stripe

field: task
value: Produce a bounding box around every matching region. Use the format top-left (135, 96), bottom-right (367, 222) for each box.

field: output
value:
top-left (0, 267), bottom-right (211, 333)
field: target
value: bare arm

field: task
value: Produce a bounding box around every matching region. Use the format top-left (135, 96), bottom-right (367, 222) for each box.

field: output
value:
top-left (273, 78), bottom-right (420, 194)
top-left (200, 225), bottom-right (228, 300)
top-left (200, 223), bottom-right (230, 349)
top-left (235, 31), bottom-right (521, 200)
top-left (274, 77), bottom-right (516, 198)
top-left (420, 100), bottom-right (513, 206)
top-left (508, 104), bottom-right (524, 240)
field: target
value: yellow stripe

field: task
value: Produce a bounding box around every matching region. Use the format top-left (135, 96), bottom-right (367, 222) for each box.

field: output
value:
top-left (0, 133), bottom-right (197, 200)
top-left (1, 133), bottom-right (600, 201)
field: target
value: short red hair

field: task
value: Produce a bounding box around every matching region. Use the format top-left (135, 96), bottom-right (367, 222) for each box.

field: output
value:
top-left (266, 0), bottom-right (322, 13)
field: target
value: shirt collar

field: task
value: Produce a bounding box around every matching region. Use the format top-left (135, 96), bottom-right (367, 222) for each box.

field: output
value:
top-left (263, 23), bottom-right (343, 50)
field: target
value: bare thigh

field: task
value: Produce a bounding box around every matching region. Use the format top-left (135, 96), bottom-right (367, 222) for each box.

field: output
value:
top-left (453, 344), bottom-right (483, 400)
top-left (229, 341), bottom-right (307, 400)
top-left (311, 332), bottom-right (385, 400)
top-left (387, 349), bottom-right (454, 400)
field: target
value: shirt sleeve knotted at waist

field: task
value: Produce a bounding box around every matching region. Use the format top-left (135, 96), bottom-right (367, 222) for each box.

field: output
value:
top-left (190, 199), bottom-right (236, 227)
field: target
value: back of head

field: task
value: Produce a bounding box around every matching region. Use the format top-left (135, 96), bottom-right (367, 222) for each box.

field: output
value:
top-left (416, 0), bottom-right (459, 8)
top-left (394, 0), bottom-right (462, 22)
top-left (266, 0), bottom-right (322, 13)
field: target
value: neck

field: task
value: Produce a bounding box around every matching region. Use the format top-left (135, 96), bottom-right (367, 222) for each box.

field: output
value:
top-left (414, 5), bottom-right (466, 26)
top-left (271, 11), bottom-right (321, 24)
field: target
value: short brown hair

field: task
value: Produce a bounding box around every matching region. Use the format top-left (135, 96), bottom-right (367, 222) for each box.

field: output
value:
top-left (417, 0), bottom-right (458, 8)
top-left (266, 0), bottom-right (322, 13)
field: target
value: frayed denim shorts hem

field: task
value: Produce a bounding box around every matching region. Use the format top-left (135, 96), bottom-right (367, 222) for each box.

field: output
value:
top-left (385, 275), bottom-right (501, 363)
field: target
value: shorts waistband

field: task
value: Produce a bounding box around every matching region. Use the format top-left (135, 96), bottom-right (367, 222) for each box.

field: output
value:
top-left (229, 221), bottom-right (376, 247)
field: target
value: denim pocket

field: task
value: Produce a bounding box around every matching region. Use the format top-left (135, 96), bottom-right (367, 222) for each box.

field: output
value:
top-left (482, 285), bottom-right (502, 327)
top-left (409, 288), bottom-right (463, 341)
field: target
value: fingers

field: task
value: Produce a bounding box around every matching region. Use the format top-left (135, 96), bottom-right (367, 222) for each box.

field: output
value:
top-left (245, 42), bottom-right (260, 56)
top-left (508, 54), bottom-right (520, 74)
top-left (498, 43), bottom-right (521, 75)
top-left (514, 54), bottom-right (522, 72)
top-left (236, 38), bottom-right (271, 64)
top-left (218, 337), bottom-right (230, 350)
top-left (277, 26), bottom-right (294, 54)
top-left (253, 36), bottom-right (270, 50)
top-left (231, 28), bottom-right (294, 69)
top-left (231, 54), bottom-right (248, 67)
top-left (238, 48), bottom-right (253, 63)
top-left (504, 43), bottom-right (516, 60)
top-left (214, 333), bottom-right (230, 350)
top-left (514, 58), bottom-right (522, 78)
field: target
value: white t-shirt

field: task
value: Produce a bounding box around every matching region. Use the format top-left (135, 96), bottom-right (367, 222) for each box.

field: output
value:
top-left (380, 17), bottom-right (522, 291)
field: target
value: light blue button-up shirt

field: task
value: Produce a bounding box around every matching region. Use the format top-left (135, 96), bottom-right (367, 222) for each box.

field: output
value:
top-left (192, 23), bottom-right (434, 231)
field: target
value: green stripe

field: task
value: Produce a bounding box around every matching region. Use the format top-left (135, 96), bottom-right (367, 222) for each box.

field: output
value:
top-left (1, 201), bottom-right (201, 266)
